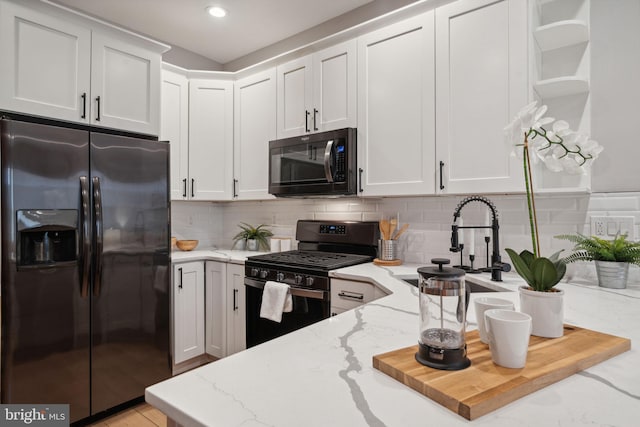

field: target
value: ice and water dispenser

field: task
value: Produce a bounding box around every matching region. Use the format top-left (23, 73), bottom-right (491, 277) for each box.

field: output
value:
top-left (17, 209), bottom-right (78, 267)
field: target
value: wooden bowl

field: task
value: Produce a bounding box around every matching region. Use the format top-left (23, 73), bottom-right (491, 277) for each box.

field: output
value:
top-left (176, 240), bottom-right (198, 251)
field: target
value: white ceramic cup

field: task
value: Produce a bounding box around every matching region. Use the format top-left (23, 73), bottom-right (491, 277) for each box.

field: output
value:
top-left (484, 309), bottom-right (532, 369)
top-left (474, 297), bottom-right (515, 344)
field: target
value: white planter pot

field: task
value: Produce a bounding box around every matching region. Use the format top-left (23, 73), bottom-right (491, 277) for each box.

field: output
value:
top-left (246, 239), bottom-right (258, 251)
top-left (518, 286), bottom-right (564, 338)
top-left (595, 261), bottom-right (629, 289)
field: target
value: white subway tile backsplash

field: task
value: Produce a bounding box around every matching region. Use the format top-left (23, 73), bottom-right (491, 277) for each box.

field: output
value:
top-left (171, 192), bottom-right (640, 284)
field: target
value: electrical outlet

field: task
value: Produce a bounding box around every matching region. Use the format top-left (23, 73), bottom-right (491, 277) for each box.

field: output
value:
top-left (590, 216), bottom-right (636, 239)
top-left (590, 216), bottom-right (606, 236)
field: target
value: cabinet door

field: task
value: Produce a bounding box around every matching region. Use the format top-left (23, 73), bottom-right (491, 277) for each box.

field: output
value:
top-left (188, 78), bottom-right (234, 200)
top-left (225, 264), bottom-right (246, 356)
top-left (435, 0), bottom-right (527, 194)
top-left (91, 32), bottom-right (161, 135)
top-left (0, 0), bottom-right (91, 123)
top-left (357, 12), bottom-right (436, 196)
top-left (173, 262), bottom-right (205, 364)
top-left (161, 69), bottom-right (189, 200)
top-left (234, 68), bottom-right (277, 200)
top-left (313, 40), bottom-right (357, 132)
top-left (276, 55), bottom-right (313, 138)
top-left (205, 261), bottom-right (227, 359)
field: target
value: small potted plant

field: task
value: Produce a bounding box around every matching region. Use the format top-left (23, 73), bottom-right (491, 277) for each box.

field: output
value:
top-left (232, 223), bottom-right (273, 251)
top-left (556, 233), bottom-right (640, 289)
top-left (504, 102), bottom-right (602, 337)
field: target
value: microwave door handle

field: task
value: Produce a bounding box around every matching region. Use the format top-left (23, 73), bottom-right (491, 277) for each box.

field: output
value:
top-left (323, 140), bottom-right (334, 183)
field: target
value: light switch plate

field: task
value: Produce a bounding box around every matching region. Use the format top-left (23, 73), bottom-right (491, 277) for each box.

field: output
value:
top-left (590, 216), bottom-right (636, 239)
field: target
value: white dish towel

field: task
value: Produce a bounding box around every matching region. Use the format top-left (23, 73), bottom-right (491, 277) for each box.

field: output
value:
top-left (260, 281), bottom-right (293, 323)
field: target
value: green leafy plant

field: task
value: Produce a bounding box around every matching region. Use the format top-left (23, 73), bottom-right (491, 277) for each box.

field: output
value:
top-left (556, 233), bottom-right (640, 266)
top-left (505, 248), bottom-right (566, 292)
top-left (503, 102), bottom-right (602, 291)
top-left (232, 223), bottom-right (273, 251)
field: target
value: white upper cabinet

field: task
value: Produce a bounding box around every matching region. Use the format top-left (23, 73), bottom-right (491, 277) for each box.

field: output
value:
top-left (435, 0), bottom-right (527, 194)
top-left (0, 1), bottom-right (91, 123)
top-left (357, 12), bottom-right (436, 197)
top-left (0, 0), bottom-right (164, 135)
top-left (90, 33), bottom-right (160, 135)
top-left (161, 68), bottom-right (189, 200)
top-left (312, 41), bottom-right (357, 132)
top-left (277, 39), bottom-right (356, 138)
top-left (234, 68), bottom-right (277, 200)
top-left (188, 78), bottom-right (234, 200)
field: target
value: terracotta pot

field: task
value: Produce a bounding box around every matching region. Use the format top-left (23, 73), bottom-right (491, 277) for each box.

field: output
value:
top-left (518, 286), bottom-right (564, 338)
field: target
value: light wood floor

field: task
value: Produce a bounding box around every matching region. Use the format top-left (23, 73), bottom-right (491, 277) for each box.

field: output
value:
top-left (88, 403), bottom-right (167, 427)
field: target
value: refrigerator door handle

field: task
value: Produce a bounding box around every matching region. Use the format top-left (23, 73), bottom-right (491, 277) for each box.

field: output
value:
top-left (80, 176), bottom-right (91, 298)
top-left (92, 176), bottom-right (104, 296)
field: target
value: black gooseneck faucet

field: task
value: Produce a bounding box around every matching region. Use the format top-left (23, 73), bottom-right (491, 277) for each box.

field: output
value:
top-left (449, 196), bottom-right (509, 282)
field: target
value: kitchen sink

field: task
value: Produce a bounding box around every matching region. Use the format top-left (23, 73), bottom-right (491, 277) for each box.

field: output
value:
top-left (402, 278), bottom-right (500, 293)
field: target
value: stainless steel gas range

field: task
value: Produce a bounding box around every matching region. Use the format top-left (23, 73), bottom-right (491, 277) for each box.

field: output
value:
top-left (244, 220), bottom-right (379, 348)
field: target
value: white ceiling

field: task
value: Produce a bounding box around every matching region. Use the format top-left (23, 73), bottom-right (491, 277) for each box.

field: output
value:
top-left (49, 0), bottom-right (374, 65)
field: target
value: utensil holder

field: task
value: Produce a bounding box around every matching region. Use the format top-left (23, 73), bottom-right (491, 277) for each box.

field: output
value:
top-left (378, 239), bottom-right (397, 261)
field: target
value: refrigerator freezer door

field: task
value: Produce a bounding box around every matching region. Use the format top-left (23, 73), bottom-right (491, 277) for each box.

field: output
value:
top-left (1, 118), bottom-right (91, 423)
top-left (89, 133), bottom-right (170, 414)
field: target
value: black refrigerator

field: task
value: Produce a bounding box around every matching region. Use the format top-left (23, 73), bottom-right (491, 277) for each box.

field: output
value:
top-left (0, 116), bottom-right (171, 423)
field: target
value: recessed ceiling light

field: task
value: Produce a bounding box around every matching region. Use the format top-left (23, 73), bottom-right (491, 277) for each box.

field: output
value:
top-left (207, 6), bottom-right (227, 18)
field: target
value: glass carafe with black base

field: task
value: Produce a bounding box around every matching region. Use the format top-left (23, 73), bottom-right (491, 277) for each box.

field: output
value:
top-left (416, 258), bottom-right (471, 370)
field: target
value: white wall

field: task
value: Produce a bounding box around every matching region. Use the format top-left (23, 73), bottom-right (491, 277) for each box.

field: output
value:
top-left (171, 192), bottom-right (640, 285)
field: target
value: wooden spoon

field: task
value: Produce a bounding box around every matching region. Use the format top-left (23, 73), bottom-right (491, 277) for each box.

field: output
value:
top-left (389, 218), bottom-right (397, 238)
top-left (380, 219), bottom-right (390, 240)
top-left (392, 223), bottom-right (409, 240)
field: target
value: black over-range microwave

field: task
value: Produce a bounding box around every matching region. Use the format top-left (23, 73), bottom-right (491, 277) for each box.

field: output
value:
top-left (268, 128), bottom-right (357, 197)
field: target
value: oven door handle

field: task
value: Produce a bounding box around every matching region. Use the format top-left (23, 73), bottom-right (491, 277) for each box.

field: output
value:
top-left (244, 278), bottom-right (327, 300)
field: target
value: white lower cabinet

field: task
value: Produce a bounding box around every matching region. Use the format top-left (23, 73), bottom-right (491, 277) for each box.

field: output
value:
top-left (226, 264), bottom-right (246, 356)
top-left (330, 278), bottom-right (387, 315)
top-left (205, 261), bottom-right (227, 358)
top-left (173, 262), bottom-right (205, 364)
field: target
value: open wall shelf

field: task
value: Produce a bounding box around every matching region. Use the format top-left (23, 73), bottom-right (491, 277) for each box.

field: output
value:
top-left (534, 20), bottom-right (589, 52)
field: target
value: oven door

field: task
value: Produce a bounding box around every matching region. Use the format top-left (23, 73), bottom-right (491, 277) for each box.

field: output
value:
top-left (245, 277), bottom-right (330, 348)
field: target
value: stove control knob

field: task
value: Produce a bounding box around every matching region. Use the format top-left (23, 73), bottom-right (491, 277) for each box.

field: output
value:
top-left (294, 275), bottom-right (303, 285)
top-left (251, 268), bottom-right (259, 277)
top-left (305, 276), bottom-right (314, 287)
top-left (276, 272), bottom-right (285, 282)
top-left (259, 269), bottom-right (269, 279)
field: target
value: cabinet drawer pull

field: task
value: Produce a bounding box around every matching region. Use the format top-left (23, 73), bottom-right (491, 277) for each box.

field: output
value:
top-left (178, 267), bottom-right (183, 290)
top-left (305, 110), bottom-right (310, 132)
top-left (191, 178), bottom-right (195, 198)
top-left (358, 168), bottom-right (364, 193)
top-left (233, 288), bottom-right (238, 311)
top-left (313, 108), bottom-right (318, 131)
top-left (182, 178), bottom-right (187, 198)
top-left (338, 291), bottom-right (364, 300)
top-left (439, 161), bottom-right (445, 190)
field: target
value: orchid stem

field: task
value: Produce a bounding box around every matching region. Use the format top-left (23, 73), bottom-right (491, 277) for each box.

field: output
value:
top-left (523, 133), bottom-right (540, 257)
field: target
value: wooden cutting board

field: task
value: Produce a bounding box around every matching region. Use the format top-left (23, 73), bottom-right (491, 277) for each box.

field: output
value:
top-left (373, 325), bottom-right (630, 420)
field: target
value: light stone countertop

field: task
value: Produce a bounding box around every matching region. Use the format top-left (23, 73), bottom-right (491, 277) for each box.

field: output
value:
top-left (147, 259), bottom-right (640, 427)
top-left (171, 248), bottom-right (268, 264)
